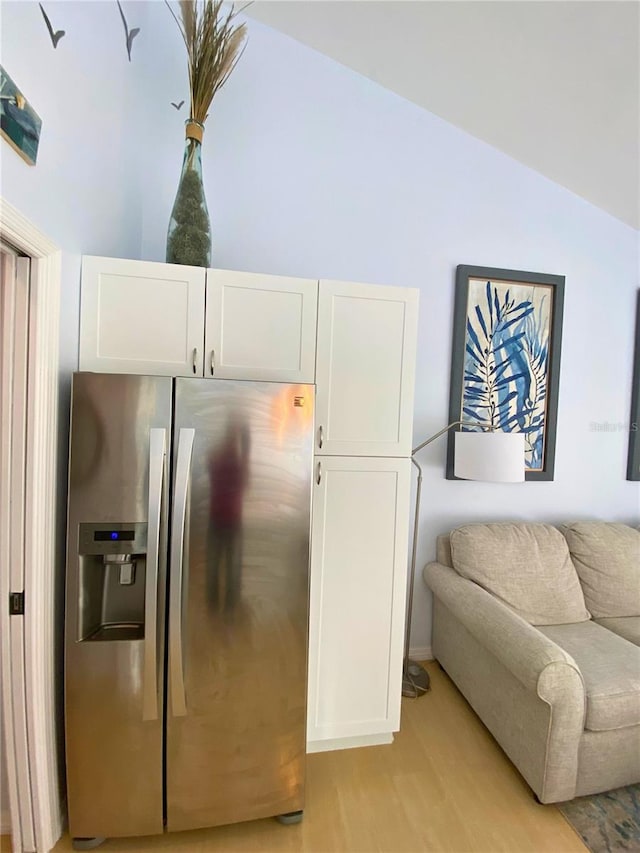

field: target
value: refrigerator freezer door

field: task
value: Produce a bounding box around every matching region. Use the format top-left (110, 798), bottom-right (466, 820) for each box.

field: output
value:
top-left (65, 373), bottom-right (171, 839)
top-left (167, 379), bottom-right (314, 831)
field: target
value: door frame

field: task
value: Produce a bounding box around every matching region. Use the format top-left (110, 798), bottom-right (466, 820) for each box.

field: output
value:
top-left (0, 197), bottom-right (63, 851)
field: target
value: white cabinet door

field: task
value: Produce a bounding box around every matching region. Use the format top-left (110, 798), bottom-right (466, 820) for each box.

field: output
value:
top-left (80, 256), bottom-right (206, 376)
top-left (315, 280), bottom-right (418, 456)
top-left (307, 456), bottom-right (411, 749)
top-left (204, 269), bottom-right (318, 382)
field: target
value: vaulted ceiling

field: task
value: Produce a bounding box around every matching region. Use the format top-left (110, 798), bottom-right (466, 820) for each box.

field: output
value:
top-left (246, 1), bottom-right (640, 230)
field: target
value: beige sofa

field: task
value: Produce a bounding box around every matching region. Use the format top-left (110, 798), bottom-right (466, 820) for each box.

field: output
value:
top-left (423, 521), bottom-right (640, 804)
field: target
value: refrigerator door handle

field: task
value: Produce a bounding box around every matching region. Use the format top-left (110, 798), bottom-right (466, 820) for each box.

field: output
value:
top-left (143, 428), bottom-right (166, 722)
top-left (169, 427), bottom-right (195, 717)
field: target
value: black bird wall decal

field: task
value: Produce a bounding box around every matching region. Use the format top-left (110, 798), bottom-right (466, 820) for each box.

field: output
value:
top-left (39, 3), bottom-right (65, 48)
top-left (116, 0), bottom-right (140, 62)
top-left (171, 100), bottom-right (185, 110)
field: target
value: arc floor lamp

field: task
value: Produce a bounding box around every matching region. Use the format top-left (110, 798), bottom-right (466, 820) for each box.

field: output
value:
top-left (402, 422), bottom-right (525, 698)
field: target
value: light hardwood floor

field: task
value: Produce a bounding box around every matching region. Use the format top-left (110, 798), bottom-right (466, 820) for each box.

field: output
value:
top-left (47, 662), bottom-right (585, 853)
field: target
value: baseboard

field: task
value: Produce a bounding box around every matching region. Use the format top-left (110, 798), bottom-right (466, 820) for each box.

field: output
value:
top-left (409, 645), bottom-right (433, 661)
top-left (0, 809), bottom-right (10, 834)
top-left (307, 732), bottom-right (394, 753)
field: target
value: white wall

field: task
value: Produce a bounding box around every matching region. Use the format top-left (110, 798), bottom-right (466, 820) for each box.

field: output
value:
top-left (138, 10), bottom-right (640, 653)
top-left (1, 3), bottom-right (638, 662)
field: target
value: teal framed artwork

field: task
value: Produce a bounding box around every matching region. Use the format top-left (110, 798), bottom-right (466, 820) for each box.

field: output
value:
top-left (0, 65), bottom-right (42, 165)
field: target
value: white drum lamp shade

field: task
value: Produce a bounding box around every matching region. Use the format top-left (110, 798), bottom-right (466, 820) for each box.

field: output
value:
top-left (454, 431), bottom-right (525, 483)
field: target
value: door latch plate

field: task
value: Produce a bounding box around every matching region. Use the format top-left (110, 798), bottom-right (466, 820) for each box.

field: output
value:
top-left (9, 591), bottom-right (24, 615)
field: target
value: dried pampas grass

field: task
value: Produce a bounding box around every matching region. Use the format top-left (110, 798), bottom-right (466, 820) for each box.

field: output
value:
top-left (166, 0), bottom-right (247, 125)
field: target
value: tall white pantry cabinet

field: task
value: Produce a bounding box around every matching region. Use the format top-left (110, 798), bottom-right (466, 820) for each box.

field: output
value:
top-left (79, 256), bottom-right (419, 752)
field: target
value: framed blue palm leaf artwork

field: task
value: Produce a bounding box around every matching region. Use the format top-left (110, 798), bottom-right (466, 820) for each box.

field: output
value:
top-left (447, 265), bottom-right (565, 481)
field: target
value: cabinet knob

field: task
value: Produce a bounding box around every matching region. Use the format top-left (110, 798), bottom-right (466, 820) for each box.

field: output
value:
top-left (316, 461), bottom-right (322, 485)
top-left (210, 349), bottom-right (215, 376)
top-left (318, 425), bottom-right (324, 449)
top-left (192, 348), bottom-right (198, 374)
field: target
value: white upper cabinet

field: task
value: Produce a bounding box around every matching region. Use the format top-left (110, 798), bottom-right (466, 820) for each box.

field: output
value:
top-left (204, 269), bottom-right (318, 383)
top-left (79, 257), bottom-right (206, 377)
top-left (315, 280), bottom-right (419, 457)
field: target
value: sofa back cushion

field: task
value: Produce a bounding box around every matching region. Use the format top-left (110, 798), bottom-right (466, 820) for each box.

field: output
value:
top-left (449, 522), bottom-right (591, 625)
top-left (560, 522), bottom-right (640, 618)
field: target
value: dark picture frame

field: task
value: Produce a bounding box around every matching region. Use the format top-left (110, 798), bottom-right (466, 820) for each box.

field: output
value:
top-left (446, 264), bottom-right (565, 481)
top-left (627, 290), bottom-right (640, 481)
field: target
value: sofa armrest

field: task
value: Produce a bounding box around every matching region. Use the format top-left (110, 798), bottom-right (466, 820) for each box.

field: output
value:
top-left (424, 560), bottom-right (584, 692)
top-left (424, 560), bottom-right (587, 802)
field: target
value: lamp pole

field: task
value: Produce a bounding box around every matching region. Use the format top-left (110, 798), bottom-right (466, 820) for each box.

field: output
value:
top-left (402, 419), bottom-right (494, 698)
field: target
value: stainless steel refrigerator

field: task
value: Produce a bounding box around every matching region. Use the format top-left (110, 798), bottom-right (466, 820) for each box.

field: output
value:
top-left (64, 372), bottom-right (314, 846)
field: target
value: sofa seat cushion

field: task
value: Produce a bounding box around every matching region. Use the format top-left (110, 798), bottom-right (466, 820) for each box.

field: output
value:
top-left (540, 621), bottom-right (640, 731)
top-left (594, 616), bottom-right (640, 647)
top-left (561, 522), bottom-right (640, 618)
top-left (449, 523), bottom-right (590, 625)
